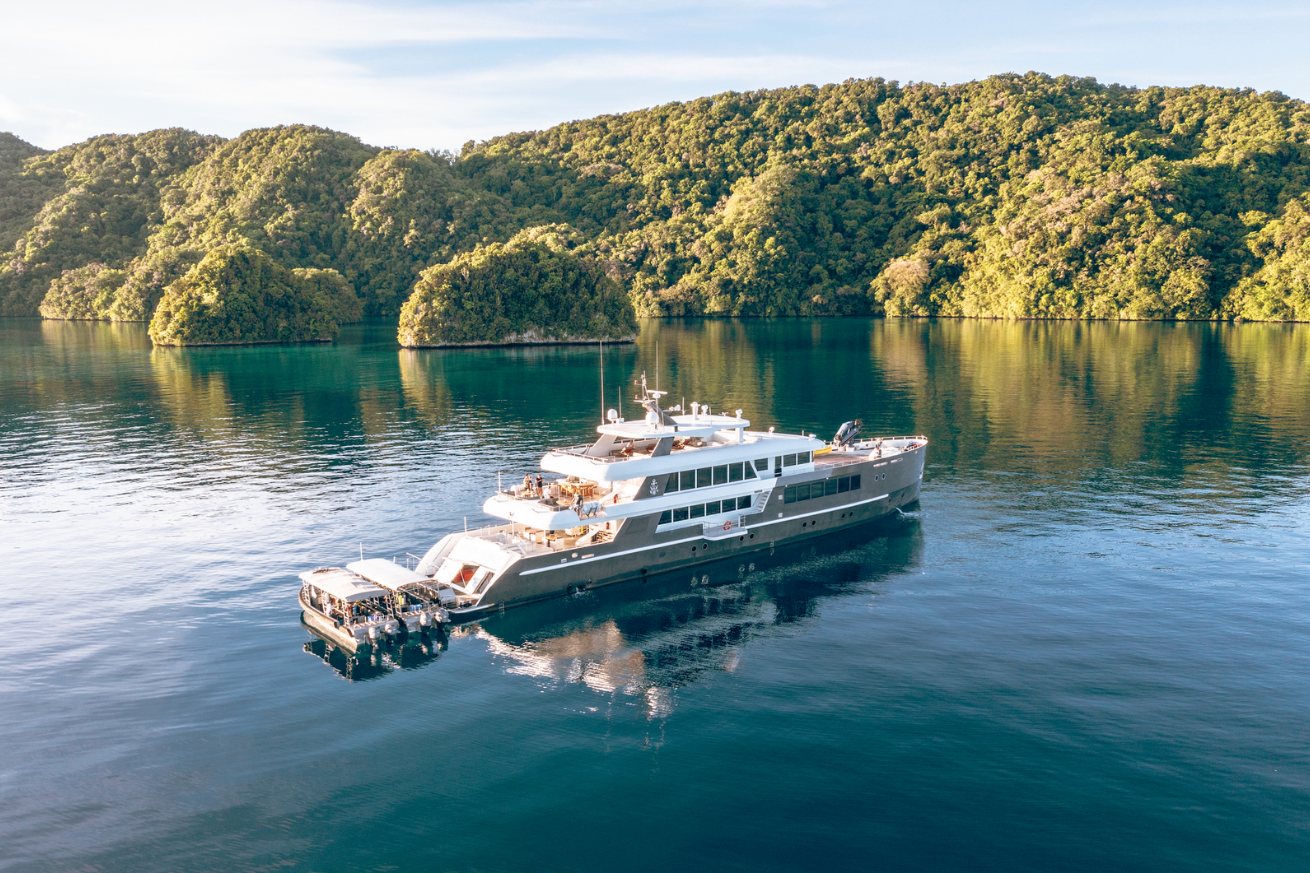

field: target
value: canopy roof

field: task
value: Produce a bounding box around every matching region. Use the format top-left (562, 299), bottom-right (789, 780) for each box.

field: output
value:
top-left (346, 558), bottom-right (429, 591)
top-left (299, 567), bottom-right (387, 602)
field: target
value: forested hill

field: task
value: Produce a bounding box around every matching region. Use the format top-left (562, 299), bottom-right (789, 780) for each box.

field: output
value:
top-left (4, 72), bottom-right (1310, 323)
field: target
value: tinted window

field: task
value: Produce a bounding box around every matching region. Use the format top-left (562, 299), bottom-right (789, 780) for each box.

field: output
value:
top-left (673, 507), bottom-right (689, 522)
top-left (825, 479), bottom-right (838, 496)
top-left (705, 500), bottom-right (721, 515)
top-left (659, 510), bottom-right (672, 525)
top-left (799, 451), bottom-right (811, 464)
top-left (797, 484), bottom-right (810, 501)
top-left (680, 470), bottom-right (694, 491)
top-left (690, 504), bottom-right (706, 519)
top-left (713, 465), bottom-right (728, 485)
top-left (851, 474), bottom-right (861, 490)
top-left (838, 477), bottom-right (850, 493)
top-left (783, 454), bottom-right (796, 467)
top-left (697, 467), bottom-right (712, 488)
top-left (755, 458), bottom-right (769, 471)
top-left (729, 463), bottom-right (743, 482)
top-left (737, 495), bottom-right (753, 510)
top-left (744, 464), bottom-right (757, 479)
top-left (784, 486), bottom-right (797, 504)
top-left (666, 474), bottom-right (679, 493)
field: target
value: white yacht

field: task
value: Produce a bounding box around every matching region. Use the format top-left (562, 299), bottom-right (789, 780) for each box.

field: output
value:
top-left (300, 377), bottom-right (926, 626)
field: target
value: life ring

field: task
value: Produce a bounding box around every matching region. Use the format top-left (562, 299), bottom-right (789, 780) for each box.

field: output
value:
top-left (722, 521), bottom-right (731, 531)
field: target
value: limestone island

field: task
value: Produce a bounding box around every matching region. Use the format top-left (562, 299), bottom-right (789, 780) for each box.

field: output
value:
top-left (148, 244), bottom-right (362, 346)
top-left (397, 234), bottom-right (637, 348)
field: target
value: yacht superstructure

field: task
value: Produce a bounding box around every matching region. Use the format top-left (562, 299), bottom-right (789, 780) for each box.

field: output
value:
top-left (300, 377), bottom-right (926, 630)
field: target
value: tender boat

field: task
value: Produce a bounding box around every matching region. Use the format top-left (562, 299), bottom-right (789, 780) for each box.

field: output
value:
top-left (300, 376), bottom-right (927, 625)
top-left (298, 567), bottom-right (401, 655)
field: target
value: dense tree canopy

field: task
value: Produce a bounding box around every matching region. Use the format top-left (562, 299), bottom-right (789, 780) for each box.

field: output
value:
top-left (398, 226), bottom-right (637, 346)
top-left (5, 73), bottom-right (1310, 335)
top-left (148, 244), bottom-right (360, 346)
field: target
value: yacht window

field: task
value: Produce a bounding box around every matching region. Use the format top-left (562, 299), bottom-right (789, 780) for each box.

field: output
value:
top-left (673, 507), bottom-right (690, 522)
top-left (784, 486), bottom-right (797, 504)
top-left (713, 465), bottom-right (728, 485)
top-left (799, 451), bottom-right (811, 464)
top-left (706, 500), bottom-right (721, 515)
top-left (680, 470), bottom-right (695, 491)
top-left (666, 474), bottom-right (679, 493)
top-left (783, 453), bottom-right (796, 467)
top-left (690, 504), bottom-right (706, 519)
top-left (755, 458), bottom-right (769, 471)
top-left (744, 464), bottom-right (757, 479)
top-left (850, 474), bottom-right (861, 490)
top-left (798, 483), bottom-right (811, 501)
top-left (825, 479), bottom-right (838, 496)
top-left (737, 495), bottom-right (753, 510)
top-left (696, 467), bottom-right (712, 488)
top-left (838, 477), bottom-right (850, 493)
top-left (729, 463), bottom-right (743, 482)
top-left (659, 510), bottom-right (673, 525)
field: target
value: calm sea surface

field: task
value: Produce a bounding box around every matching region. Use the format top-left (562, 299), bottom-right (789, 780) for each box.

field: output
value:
top-left (1, 317), bottom-right (1308, 872)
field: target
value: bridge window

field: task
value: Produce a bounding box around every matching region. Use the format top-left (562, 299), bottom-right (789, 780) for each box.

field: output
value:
top-left (755, 458), bottom-right (769, 471)
top-left (744, 464), bottom-right (757, 479)
top-left (783, 453), bottom-right (796, 467)
top-left (799, 451), bottom-right (811, 464)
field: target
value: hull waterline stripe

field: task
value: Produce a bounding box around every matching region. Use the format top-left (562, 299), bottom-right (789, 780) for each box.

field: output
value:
top-left (517, 492), bottom-right (893, 577)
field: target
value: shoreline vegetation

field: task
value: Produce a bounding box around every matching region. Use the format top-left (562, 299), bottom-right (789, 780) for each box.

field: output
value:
top-left (5, 72), bottom-right (1310, 346)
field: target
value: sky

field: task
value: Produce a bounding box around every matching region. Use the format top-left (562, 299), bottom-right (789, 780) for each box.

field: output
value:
top-left (2, 0), bottom-right (1309, 152)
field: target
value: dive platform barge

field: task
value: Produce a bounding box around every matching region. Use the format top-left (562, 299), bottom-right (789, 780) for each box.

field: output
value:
top-left (300, 379), bottom-right (926, 643)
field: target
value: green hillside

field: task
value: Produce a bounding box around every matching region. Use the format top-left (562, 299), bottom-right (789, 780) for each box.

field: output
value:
top-left (5, 72), bottom-right (1310, 335)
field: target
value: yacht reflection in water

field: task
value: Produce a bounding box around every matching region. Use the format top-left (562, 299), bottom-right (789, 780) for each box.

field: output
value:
top-left (305, 514), bottom-right (922, 690)
top-left (302, 623), bottom-right (449, 680)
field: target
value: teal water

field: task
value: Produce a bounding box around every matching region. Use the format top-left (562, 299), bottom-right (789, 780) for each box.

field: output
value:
top-left (1, 317), bottom-right (1308, 871)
